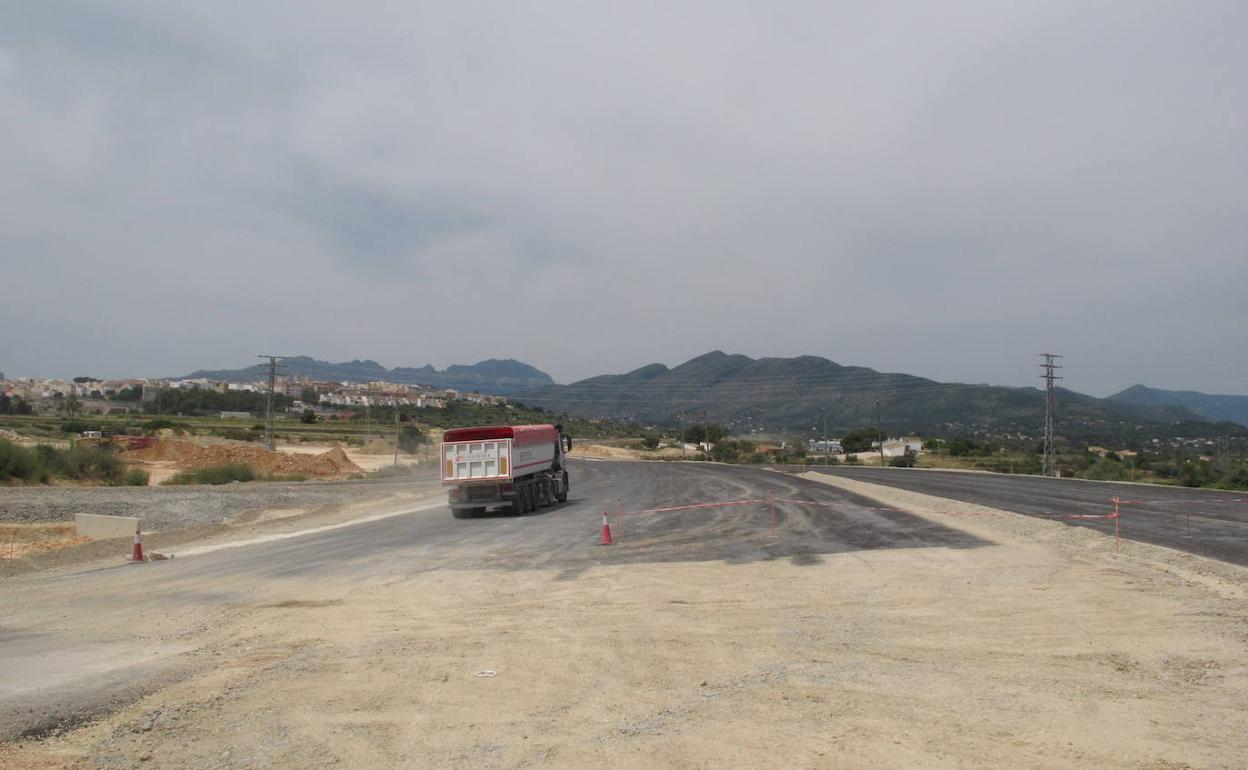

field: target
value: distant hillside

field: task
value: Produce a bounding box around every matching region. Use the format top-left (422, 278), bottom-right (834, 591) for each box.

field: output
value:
top-left (181, 356), bottom-right (554, 396)
top-left (519, 351), bottom-right (1241, 439)
top-left (1108, 385), bottom-right (1248, 427)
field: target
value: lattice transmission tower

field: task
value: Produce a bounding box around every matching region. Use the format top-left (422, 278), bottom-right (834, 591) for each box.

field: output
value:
top-left (1039, 353), bottom-right (1063, 477)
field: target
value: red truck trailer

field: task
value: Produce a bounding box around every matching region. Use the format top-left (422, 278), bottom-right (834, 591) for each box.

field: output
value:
top-left (441, 424), bottom-right (572, 517)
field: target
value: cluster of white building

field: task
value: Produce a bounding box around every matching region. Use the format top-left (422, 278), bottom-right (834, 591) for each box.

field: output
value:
top-left (1, 377), bottom-right (152, 402)
top-left (0, 374), bottom-right (508, 415)
top-left (806, 436), bottom-right (924, 457)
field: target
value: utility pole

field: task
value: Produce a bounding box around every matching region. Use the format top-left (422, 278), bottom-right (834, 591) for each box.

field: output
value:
top-left (258, 355), bottom-right (288, 452)
top-left (1039, 353), bottom-right (1063, 477)
top-left (876, 398), bottom-right (885, 467)
top-left (393, 400), bottom-right (401, 467)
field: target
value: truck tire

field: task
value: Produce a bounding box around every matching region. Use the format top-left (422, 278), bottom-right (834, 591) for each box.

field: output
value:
top-left (510, 490), bottom-right (525, 516)
top-left (539, 481), bottom-right (553, 508)
top-left (523, 483), bottom-right (536, 513)
top-left (556, 471), bottom-right (569, 502)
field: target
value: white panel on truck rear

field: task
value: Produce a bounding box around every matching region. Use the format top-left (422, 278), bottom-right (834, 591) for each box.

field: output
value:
top-left (443, 439), bottom-right (511, 482)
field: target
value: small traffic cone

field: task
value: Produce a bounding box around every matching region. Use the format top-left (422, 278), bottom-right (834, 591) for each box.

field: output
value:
top-left (599, 511), bottom-right (614, 546)
top-left (129, 528), bottom-right (146, 563)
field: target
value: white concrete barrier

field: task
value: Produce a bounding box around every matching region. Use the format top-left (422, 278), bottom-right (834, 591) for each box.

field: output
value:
top-left (75, 513), bottom-right (139, 540)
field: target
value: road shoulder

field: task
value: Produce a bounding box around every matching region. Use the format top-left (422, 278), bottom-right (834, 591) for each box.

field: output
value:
top-left (795, 470), bottom-right (1248, 601)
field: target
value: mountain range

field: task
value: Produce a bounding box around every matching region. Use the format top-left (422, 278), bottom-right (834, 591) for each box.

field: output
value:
top-left (517, 351), bottom-right (1247, 438)
top-left (1107, 384), bottom-right (1248, 427)
top-left (181, 356), bottom-right (554, 396)
top-left (182, 351), bottom-right (1247, 439)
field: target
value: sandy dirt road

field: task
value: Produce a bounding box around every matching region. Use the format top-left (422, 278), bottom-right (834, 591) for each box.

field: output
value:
top-left (2, 460), bottom-right (1246, 768)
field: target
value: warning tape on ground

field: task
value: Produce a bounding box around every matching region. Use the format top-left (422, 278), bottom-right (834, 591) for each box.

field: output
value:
top-left (624, 499), bottom-right (766, 516)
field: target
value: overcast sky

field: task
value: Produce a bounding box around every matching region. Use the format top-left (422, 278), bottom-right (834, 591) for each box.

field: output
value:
top-left (2, 1), bottom-right (1245, 396)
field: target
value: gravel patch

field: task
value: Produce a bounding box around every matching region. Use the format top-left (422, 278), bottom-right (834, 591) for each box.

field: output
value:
top-left (0, 476), bottom-right (437, 532)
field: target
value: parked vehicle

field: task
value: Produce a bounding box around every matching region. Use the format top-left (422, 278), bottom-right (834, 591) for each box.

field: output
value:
top-left (441, 424), bottom-right (572, 517)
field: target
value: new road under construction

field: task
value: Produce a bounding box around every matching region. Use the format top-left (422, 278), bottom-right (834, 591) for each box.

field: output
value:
top-left (3, 459), bottom-right (1247, 769)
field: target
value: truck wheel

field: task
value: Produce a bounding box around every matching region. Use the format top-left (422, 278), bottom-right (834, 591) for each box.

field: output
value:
top-left (556, 471), bottom-right (569, 502)
top-left (509, 491), bottom-right (524, 516)
top-left (539, 481), bottom-right (553, 507)
top-left (522, 483), bottom-right (535, 514)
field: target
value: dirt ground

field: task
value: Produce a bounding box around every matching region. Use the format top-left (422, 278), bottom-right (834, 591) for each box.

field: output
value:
top-left (116, 439), bottom-right (424, 484)
top-left (571, 443), bottom-right (689, 461)
top-left (0, 523), bottom-right (89, 560)
top-left (4, 471), bottom-right (1246, 768)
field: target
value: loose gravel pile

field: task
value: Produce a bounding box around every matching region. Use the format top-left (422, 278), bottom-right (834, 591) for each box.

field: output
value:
top-left (0, 481), bottom-right (411, 532)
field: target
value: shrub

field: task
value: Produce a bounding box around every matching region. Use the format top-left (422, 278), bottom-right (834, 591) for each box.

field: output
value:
top-left (1080, 457), bottom-right (1130, 481)
top-left (163, 463), bottom-right (255, 485)
top-left (211, 427), bottom-right (262, 442)
top-left (0, 439), bottom-right (48, 482)
top-left (947, 438), bottom-right (977, 457)
top-left (397, 424), bottom-right (427, 453)
top-left (125, 467), bottom-right (150, 486)
top-left (54, 445), bottom-right (124, 483)
top-left (640, 432), bottom-right (660, 450)
top-left (709, 442), bottom-right (740, 463)
top-left (59, 419), bottom-right (103, 435)
top-left (141, 418), bottom-right (191, 435)
top-left (1, 439), bottom-right (128, 484)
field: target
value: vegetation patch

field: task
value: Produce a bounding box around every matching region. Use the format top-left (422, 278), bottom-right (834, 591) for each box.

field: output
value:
top-left (0, 439), bottom-right (147, 485)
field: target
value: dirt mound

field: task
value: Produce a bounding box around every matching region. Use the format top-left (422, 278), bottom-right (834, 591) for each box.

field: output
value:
top-left (124, 440), bottom-right (203, 463)
top-left (122, 440), bottom-right (363, 479)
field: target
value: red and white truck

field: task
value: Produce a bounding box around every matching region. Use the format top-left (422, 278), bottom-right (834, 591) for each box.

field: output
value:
top-left (441, 424), bottom-right (573, 517)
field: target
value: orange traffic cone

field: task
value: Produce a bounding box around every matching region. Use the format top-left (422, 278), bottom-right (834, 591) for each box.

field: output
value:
top-left (129, 528), bottom-right (146, 563)
top-left (599, 511), bottom-right (614, 546)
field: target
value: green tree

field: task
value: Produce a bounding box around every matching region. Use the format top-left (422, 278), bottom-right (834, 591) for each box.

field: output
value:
top-left (947, 438), bottom-right (977, 457)
top-left (397, 424), bottom-right (427, 453)
top-left (709, 442), bottom-right (740, 463)
top-left (842, 427), bottom-right (884, 453)
top-left (300, 409), bottom-right (318, 424)
top-left (112, 386), bottom-right (142, 402)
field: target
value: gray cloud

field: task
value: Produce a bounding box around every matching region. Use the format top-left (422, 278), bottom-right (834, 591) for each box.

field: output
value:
top-left (2, 1), bottom-right (1245, 395)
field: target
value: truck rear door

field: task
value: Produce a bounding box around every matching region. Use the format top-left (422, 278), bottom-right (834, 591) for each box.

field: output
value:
top-left (442, 438), bottom-right (512, 482)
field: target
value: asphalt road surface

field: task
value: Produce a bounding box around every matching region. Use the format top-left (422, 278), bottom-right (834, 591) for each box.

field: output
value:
top-left (1, 460), bottom-right (985, 740)
top-left (786, 465), bottom-right (1248, 567)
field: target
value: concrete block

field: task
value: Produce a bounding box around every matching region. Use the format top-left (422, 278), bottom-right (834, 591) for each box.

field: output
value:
top-left (75, 513), bottom-right (139, 540)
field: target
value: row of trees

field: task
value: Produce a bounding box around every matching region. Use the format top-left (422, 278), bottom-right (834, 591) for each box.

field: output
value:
top-left (0, 393), bottom-right (34, 415)
top-left (142, 387), bottom-right (292, 416)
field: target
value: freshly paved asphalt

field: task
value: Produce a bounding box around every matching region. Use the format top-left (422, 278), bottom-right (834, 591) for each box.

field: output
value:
top-left (782, 465), bottom-right (1248, 567)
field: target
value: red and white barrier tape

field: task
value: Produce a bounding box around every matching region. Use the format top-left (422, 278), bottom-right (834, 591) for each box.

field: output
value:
top-left (623, 498), bottom-right (767, 516)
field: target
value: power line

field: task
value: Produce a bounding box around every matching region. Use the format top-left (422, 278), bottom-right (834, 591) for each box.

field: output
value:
top-left (1039, 353), bottom-right (1063, 477)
